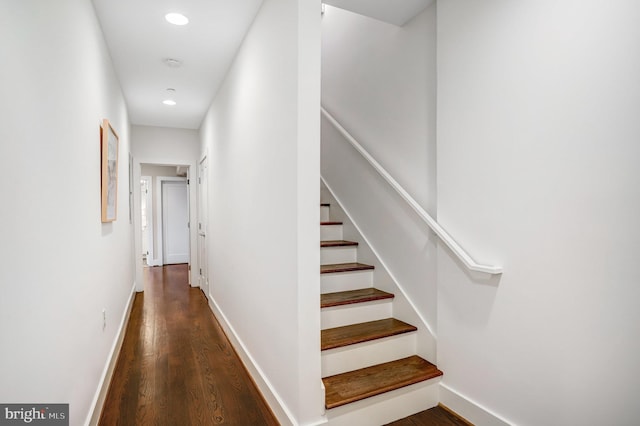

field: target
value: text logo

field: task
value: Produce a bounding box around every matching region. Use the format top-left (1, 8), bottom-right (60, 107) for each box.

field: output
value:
top-left (0, 405), bottom-right (68, 425)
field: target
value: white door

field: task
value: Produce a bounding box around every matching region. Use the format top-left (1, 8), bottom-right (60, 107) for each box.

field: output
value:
top-left (198, 157), bottom-right (209, 298)
top-left (162, 180), bottom-right (190, 264)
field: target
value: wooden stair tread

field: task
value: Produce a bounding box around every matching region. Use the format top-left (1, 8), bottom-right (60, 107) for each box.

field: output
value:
top-left (321, 318), bottom-right (416, 351)
top-left (321, 221), bottom-right (342, 225)
top-left (320, 240), bottom-right (359, 248)
top-left (321, 262), bottom-right (374, 274)
top-left (323, 356), bottom-right (443, 409)
top-left (384, 405), bottom-right (471, 426)
top-left (321, 288), bottom-right (394, 308)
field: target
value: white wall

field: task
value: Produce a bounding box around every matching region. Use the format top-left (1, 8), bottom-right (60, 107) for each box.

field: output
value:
top-left (321, 3), bottom-right (438, 344)
top-left (132, 125), bottom-right (200, 163)
top-left (199, 0), bottom-right (322, 423)
top-left (321, 4), bottom-right (437, 213)
top-left (0, 1), bottom-right (134, 424)
top-left (437, 1), bottom-right (640, 424)
top-left (132, 125), bottom-right (199, 290)
top-left (141, 164), bottom-right (181, 176)
top-left (321, 117), bottom-right (439, 347)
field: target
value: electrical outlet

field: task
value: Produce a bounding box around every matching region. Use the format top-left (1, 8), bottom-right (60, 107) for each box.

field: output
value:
top-left (102, 308), bottom-right (106, 331)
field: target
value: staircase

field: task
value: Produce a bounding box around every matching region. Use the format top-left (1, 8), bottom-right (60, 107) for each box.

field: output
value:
top-left (320, 202), bottom-right (443, 425)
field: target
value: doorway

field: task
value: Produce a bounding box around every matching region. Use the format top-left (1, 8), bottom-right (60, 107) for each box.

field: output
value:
top-left (135, 161), bottom-right (199, 292)
top-left (139, 164), bottom-right (191, 268)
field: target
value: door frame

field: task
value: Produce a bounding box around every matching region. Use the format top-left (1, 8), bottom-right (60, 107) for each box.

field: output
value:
top-left (155, 176), bottom-right (188, 266)
top-left (140, 176), bottom-right (153, 264)
top-left (197, 155), bottom-right (209, 299)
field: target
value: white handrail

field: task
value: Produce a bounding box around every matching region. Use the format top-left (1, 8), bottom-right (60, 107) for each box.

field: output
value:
top-left (321, 106), bottom-right (503, 275)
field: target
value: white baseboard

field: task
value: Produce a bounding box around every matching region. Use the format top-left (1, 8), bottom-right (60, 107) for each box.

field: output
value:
top-left (208, 297), bottom-right (297, 426)
top-left (85, 283), bottom-right (137, 426)
top-left (439, 383), bottom-right (513, 426)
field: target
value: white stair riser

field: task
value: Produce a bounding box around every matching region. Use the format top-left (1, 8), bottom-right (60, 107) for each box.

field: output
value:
top-left (321, 270), bottom-right (372, 293)
top-left (321, 246), bottom-right (358, 265)
top-left (322, 333), bottom-right (416, 376)
top-left (321, 300), bottom-right (392, 329)
top-left (321, 224), bottom-right (343, 240)
top-left (321, 205), bottom-right (330, 222)
top-left (324, 378), bottom-right (439, 426)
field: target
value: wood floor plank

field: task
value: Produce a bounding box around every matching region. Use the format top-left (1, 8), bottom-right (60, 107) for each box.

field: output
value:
top-left (320, 262), bottom-right (374, 274)
top-left (320, 240), bottom-right (359, 248)
top-left (384, 405), bottom-right (473, 426)
top-left (99, 264), bottom-right (278, 425)
top-left (321, 288), bottom-right (394, 308)
top-left (322, 356), bottom-right (443, 409)
top-left (321, 318), bottom-right (417, 350)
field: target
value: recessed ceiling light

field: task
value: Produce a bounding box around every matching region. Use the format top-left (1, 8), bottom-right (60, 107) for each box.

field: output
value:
top-left (165, 13), bottom-right (189, 26)
top-left (164, 58), bottom-right (183, 68)
top-left (163, 99), bottom-right (177, 106)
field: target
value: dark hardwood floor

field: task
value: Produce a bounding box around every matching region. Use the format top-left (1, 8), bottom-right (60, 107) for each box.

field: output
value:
top-left (99, 264), bottom-right (278, 425)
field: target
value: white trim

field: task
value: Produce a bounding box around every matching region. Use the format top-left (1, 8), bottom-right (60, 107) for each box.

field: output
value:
top-left (85, 283), bottom-right (137, 426)
top-left (321, 107), bottom-right (503, 275)
top-left (140, 176), bottom-right (154, 265)
top-left (207, 297), bottom-right (297, 426)
top-left (197, 153), bottom-right (209, 298)
top-left (155, 176), bottom-right (188, 266)
top-left (185, 168), bottom-right (191, 287)
top-left (440, 383), bottom-right (514, 426)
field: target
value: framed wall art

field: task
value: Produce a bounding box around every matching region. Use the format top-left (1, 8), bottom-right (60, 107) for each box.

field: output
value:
top-left (101, 119), bottom-right (119, 222)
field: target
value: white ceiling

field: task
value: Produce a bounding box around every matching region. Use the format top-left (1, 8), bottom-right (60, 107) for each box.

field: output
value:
top-left (92, 0), bottom-right (263, 129)
top-left (323, 0), bottom-right (434, 26)
top-left (92, 0), bottom-right (432, 130)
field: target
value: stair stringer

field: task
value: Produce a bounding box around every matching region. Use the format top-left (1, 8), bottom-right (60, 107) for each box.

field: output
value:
top-left (321, 178), bottom-right (437, 364)
top-left (320, 179), bottom-right (439, 424)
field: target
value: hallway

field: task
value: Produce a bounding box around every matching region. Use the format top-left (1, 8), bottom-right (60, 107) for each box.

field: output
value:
top-left (99, 265), bottom-right (278, 425)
